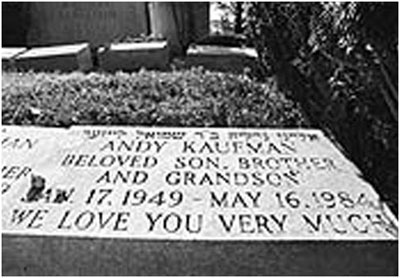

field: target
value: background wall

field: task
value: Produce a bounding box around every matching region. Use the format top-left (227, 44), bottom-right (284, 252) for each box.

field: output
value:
top-left (26, 2), bottom-right (148, 47)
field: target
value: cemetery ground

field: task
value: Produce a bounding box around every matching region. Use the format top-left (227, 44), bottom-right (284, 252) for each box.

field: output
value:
top-left (2, 68), bottom-right (398, 275)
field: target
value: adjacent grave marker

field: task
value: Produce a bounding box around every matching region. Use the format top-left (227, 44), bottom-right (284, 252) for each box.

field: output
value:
top-left (186, 46), bottom-right (258, 73)
top-left (2, 48), bottom-right (27, 60)
top-left (1, 47), bottom-right (27, 69)
top-left (2, 126), bottom-right (398, 240)
top-left (98, 41), bottom-right (169, 72)
top-left (15, 43), bottom-right (93, 72)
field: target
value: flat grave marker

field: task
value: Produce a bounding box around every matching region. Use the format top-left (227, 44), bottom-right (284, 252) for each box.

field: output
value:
top-left (2, 48), bottom-right (27, 69)
top-left (2, 126), bottom-right (398, 241)
top-left (14, 43), bottom-right (92, 72)
top-left (98, 41), bottom-right (169, 72)
top-left (186, 46), bottom-right (258, 73)
top-left (2, 47), bottom-right (27, 60)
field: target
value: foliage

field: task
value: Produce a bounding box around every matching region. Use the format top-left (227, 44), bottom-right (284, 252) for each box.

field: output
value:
top-left (245, 2), bottom-right (398, 212)
top-left (215, 2), bottom-right (248, 34)
top-left (2, 69), bottom-right (306, 128)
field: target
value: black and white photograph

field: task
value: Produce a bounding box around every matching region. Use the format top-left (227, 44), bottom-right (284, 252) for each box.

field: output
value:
top-left (1, 1), bottom-right (398, 275)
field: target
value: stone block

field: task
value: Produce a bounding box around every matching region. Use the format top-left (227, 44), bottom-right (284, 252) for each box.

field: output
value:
top-left (2, 47), bottom-right (27, 69)
top-left (185, 46), bottom-right (258, 73)
top-left (98, 41), bottom-right (169, 72)
top-left (2, 125), bottom-right (398, 275)
top-left (15, 43), bottom-right (92, 72)
top-left (2, 125), bottom-right (397, 241)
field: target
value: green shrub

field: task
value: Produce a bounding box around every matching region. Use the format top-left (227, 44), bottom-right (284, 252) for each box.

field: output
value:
top-left (245, 2), bottom-right (398, 213)
top-left (2, 68), bottom-right (307, 127)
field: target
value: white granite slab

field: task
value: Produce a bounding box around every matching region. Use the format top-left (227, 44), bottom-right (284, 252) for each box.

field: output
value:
top-left (13, 43), bottom-right (92, 72)
top-left (109, 41), bottom-right (168, 51)
top-left (98, 41), bottom-right (169, 71)
top-left (187, 45), bottom-right (258, 58)
top-left (17, 43), bottom-right (90, 58)
top-left (2, 48), bottom-right (27, 60)
top-left (2, 126), bottom-right (398, 240)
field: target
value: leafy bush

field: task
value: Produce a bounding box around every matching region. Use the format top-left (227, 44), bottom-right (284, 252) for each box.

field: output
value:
top-left (2, 68), bottom-right (307, 128)
top-left (245, 2), bottom-right (398, 213)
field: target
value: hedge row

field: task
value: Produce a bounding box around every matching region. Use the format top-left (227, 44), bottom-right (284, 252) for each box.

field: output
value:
top-left (2, 69), bottom-right (307, 128)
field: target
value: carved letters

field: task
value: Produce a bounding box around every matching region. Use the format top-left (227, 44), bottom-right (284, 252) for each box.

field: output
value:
top-left (2, 126), bottom-right (398, 240)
